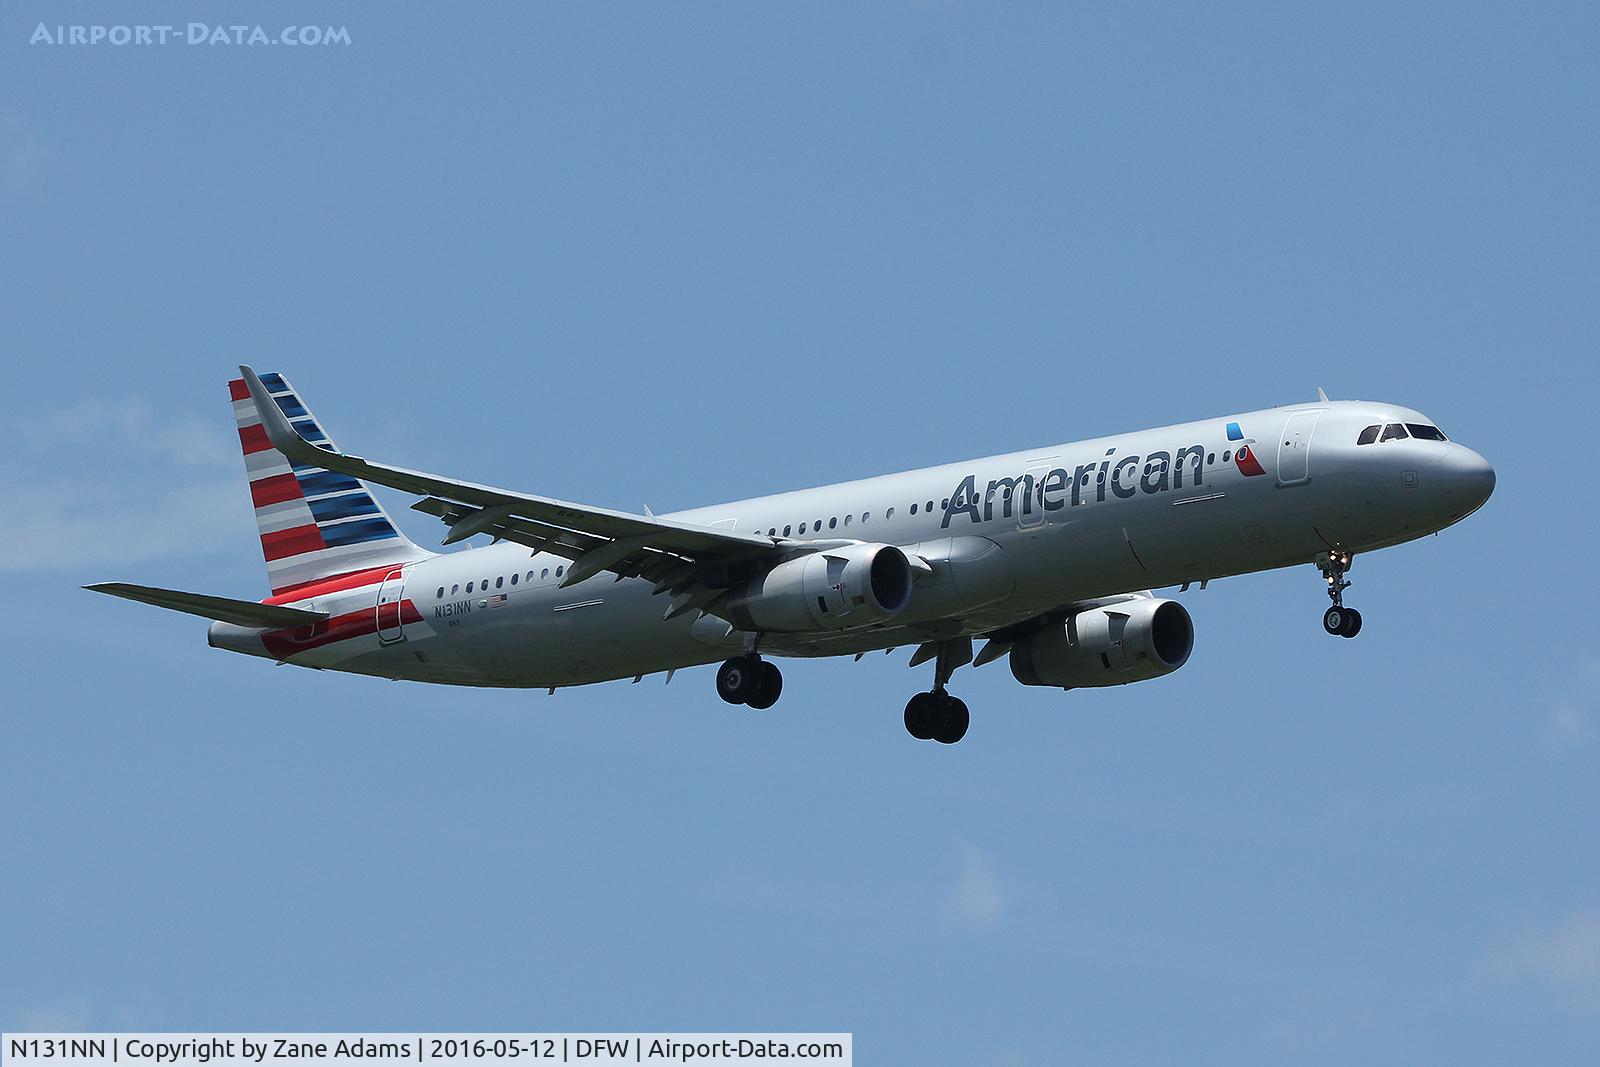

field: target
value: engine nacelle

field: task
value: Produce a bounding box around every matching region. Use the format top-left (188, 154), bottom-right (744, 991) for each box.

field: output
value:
top-left (722, 542), bottom-right (914, 633)
top-left (1010, 597), bottom-right (1193, 689)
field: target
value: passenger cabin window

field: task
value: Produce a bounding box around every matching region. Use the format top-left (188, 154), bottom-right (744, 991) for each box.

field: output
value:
top-left (495, 576), bottom-right (504, 589)
top-left (1380, 423), bottom-right (1409, 442)
top-left (436, 586), bottom-right (445, 598)
top-left (1406, 423), bottom-right (1447, 441)
top-left (1357, 425), bottom-right (1381, 445)
top-left (466, 582), bottom-right (474, 593)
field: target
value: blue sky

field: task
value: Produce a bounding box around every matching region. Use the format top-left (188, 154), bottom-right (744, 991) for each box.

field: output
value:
top-left (2, 3), bottom-right (1596, 1063)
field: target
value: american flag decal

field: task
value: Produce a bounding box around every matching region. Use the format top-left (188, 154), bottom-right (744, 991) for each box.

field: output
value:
top-left (487, 594), bottom-right (508, 608)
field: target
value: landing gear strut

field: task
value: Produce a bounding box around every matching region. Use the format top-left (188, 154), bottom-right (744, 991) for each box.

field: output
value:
top-left (903, 637), bottom-right (972, 744)
top-left (716, 655), bottom-right (783, 709)
top-left (1317, 549), bottom-right (1362, 638)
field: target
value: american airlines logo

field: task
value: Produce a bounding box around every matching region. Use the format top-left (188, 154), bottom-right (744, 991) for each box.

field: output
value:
top-left (1226, 421), bottom-right (1267, 477)
top-left (939, 423), bottom-right (1264, 529)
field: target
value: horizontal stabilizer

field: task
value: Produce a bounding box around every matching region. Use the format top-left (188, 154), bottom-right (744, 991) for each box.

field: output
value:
top-left (85, 583), bottom-right (328, 629)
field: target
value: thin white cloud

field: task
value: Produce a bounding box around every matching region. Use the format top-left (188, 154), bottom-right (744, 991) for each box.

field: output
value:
top-left (1545, 656), bottom-right (1600, 756)
top-left (15, 397), bottom-right (235, 470)
top-left (1, 481), bottom-right (249, 574)
top-left (14, 1000), bottom-right (92, 1031)
top-left (710, 843), bottom-right (1023, 931)
top-left (1486, 909), bottom-right (1600, 1011)
top-left (948, 842), bottom-right (1008, 925)
top-left (0, 397), bottom-right (252, 573)
top-left (1, 116), bottom-right (51, 199)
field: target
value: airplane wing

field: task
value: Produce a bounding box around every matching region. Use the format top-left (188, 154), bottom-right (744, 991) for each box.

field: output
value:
top-left (86, 582), bottom-right (329, 628)
top-left (238, 365), bottom-right (780, 600)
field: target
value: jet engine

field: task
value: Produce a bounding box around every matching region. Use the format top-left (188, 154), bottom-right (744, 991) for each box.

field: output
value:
top-left (722, 542), bottom-right (914, 633)
top-left (1009, 597), bottom-right (1193, 689)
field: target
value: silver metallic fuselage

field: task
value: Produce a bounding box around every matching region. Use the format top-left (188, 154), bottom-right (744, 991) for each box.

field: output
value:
top-left (209, 400), bottom-right (1494, 687)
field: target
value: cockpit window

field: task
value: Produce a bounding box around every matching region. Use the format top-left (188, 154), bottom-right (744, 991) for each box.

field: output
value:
top-left (1405, 423), bottom-right (1447, 441)
top-left (1356, 424), bottom-right (1381, 445)
top-left (1379, 423), bottom-right (1409, 442)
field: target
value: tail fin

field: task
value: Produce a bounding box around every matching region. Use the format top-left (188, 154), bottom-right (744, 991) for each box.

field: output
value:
top-left (228, 371), bottom-right (427, 597)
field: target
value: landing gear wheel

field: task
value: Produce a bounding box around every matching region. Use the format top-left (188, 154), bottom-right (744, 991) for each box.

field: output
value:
top-left (746, 662), bottom-right (784, 709)
top-left (1317, 549), bottom-right (1358, 639)
top-left (904, 692), bottom-right (940, 740)
top-left (1340, 608), bottom-right (1363, 638)
top-left (716, 657), bottom-right (762, 705)
top-left (933, 696), bottom-right (970, 745)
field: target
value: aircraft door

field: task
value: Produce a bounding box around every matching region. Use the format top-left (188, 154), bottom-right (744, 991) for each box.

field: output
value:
top-left (1018, 462), bottom-right (1056, 530)
top-left (376, 567), bottom-right (407, 644)
top-left (1276, 411), bottom-right (1321, 488)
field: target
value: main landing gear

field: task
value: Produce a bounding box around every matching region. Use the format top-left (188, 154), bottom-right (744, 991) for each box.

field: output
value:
top-left (903, 637), bottom-right (972, 744)
top-left (904, 691), bottom-right (969, 745)
top-left (1317, 549), bottom-right (1362, 638)
top-left (716, 655), bottom-right (783, 710)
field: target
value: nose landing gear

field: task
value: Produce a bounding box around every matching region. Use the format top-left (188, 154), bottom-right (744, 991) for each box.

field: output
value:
top-left (1322, 605), bottom-right (1361, 638)
top-left (1317, 550), bottom-right (1362, 638)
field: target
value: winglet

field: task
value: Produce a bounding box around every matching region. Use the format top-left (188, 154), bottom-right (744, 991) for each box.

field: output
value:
top-left (238, 364), bottom-right (322, 464)
top-left (1317, 386), bottom-right (1330, 402)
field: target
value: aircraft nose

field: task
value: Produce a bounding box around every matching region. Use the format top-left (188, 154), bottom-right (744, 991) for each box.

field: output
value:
top-left (1437, 445), bottom-right (1496, 511)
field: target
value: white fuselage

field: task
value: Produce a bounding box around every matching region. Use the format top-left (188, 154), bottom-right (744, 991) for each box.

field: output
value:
top-left (208, 399), bottom-right (1494, 687)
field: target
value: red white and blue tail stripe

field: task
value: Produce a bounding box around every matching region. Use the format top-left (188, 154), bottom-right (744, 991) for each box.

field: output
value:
top-left (229, 372), bottom-right (426, 597)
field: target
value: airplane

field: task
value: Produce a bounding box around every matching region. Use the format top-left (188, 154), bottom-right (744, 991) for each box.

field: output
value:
top-left (88, 367), bottom-right (1495, 744)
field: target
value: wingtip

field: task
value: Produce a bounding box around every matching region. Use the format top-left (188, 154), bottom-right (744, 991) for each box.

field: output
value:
top-left (239, 365), bottom-right (315, 460)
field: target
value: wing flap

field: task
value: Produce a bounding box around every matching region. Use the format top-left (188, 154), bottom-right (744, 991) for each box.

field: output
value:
top-left (86, 583), bottom-right (329, 629)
